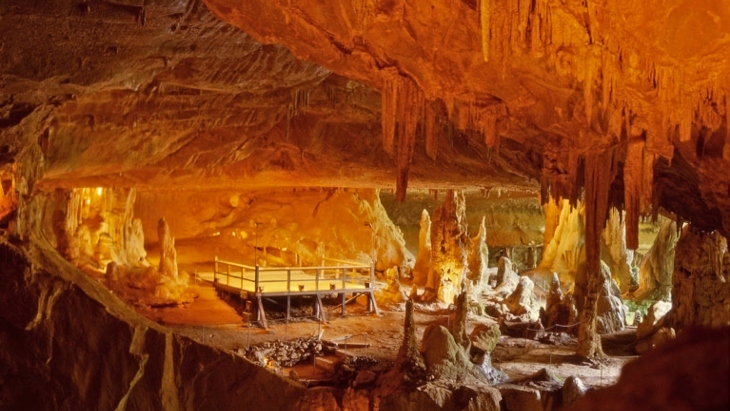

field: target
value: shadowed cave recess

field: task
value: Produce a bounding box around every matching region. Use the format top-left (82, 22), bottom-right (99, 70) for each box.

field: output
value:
top-left (0, 0), bottom-right (729, 410)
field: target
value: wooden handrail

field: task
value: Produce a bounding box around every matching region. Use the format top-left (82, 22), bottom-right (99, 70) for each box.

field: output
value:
top-left (213, 256), bottom-right (376, 294)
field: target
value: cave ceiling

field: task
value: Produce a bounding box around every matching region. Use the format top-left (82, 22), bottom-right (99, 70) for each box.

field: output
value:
top-left (1, 0), bottom-right (729, 235)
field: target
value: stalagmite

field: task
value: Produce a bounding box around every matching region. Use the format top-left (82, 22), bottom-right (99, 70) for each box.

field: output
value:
top-left (412, 209), bottom-right (432, 286)
top-left (466, 215), bottom-right (489, 291)
top-left (158, 217), bottom-right (179, 280)
top-left (425, 190), bottom-right (469, 303)
top-left (395, 299), bottom-right (426, 374)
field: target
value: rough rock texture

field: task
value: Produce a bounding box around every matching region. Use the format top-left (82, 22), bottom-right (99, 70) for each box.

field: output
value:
top-left (575, 261), bottom-right (626, 336)
top-left (136, 188), bottom-right (410, 272)
top-left (566, 327), bottom-right (730, 411)
top-left (420, 325), bottom-right (487, 383)
top-left (668, 226), bottom-right (730, 329)
top-left (636, 301), bottom-right (672, 340)
top-left (600, 209), bottom-right (634, 293)
top-left (0, 240), bottom-right (340, 411)
top-left (495, 257), bottom-right (519, 295)
top-left (540, 273), bottom-right (579, 334)
top-left (466, 216), bottom-right (490, 292)
top-left (503, 276), bottom-right (535, 317)
top-left (426, 190), bottom-right (469, 303)
top-left (394, 299), bottom-right (426, 376)
top-left (561, 376), bottom-right (588, 408)
top-left (539, 201), bottom-right (584, 284)
top-left (376, 266), bottom-right (407, 307)
top-left (596, 265), bottom-right (628, 334)
top-left (469, 323), bottom-right (506, 385)
top-left (157, 217), bottom-right (179, 280)
top-left (412, 209), bottom-right (432, 285)
top-left (380, 190), bottom-right (544, 270)
top-left (636, 219), bottom-right (678, 300)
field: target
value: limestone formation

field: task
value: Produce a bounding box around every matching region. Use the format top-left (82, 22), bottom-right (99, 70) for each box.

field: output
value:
top-left (469, 323), bottom-right (506, 385)
top-left (420, 325), bottom-right (487, 383)
top-left (596, 264), bottom-right (628, 334)
top-left (2, 0), bottom-right (730, 408)
top-left (412, 209), bottom-right (432, 286)
top-left (425, 190), bottom-right (469, 303)
top-left (376, 266), bottom-right (406, 307)
top-left (562, 376), bottom-right (588, 407)
top-left (395, 299), bottom-right (426, 377)
top-left (636, 301), bottom-right (672, 340)
top-left (540, 273), bottom-right (579, 334)
top-left (158, 217), bottom-right (179, 280)
top-left (601, 208), bottom-right (634, 293)
top-left (452, 290), bottom-right (471, 349)
top-left (494, 257), bottom-right (519, 296)
top-left (668, 226), bottom-right (730, 329)
top-left (567, 327), bottom-right (730, 411)
top-left (539, 201), bottom-right (585, 284)
top-left (466, 216), bottom-right (489, 292)
top-left (503, 276), bottom-right (535, 318)
top-left (636, 219), bottom-right (678, 300)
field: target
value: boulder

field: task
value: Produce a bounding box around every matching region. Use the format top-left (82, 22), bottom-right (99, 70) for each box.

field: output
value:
top-left (562, 375), bottom-right (588, 407)
top-left (503, 276), bottom-right (534, 317)
top-left (636, 301), bottom-right (672, 339)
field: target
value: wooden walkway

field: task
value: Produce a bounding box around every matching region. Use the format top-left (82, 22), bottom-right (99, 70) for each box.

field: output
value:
top-left (197, 257), bottom-right (379, 328)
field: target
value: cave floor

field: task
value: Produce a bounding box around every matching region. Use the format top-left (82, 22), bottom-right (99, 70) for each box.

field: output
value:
top-left (137, 280), bottom-right (636, 389)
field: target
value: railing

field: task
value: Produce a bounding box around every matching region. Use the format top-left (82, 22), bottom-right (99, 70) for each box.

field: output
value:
top-left (213, 256), bottom-right (375, 296)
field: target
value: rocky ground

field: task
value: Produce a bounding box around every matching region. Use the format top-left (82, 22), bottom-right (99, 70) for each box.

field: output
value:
top-left (139, 279), bottom-right (634, 391)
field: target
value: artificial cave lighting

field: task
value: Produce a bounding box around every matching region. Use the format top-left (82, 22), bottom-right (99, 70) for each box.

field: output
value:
top-left (1, 0), bottom-right (729, 410)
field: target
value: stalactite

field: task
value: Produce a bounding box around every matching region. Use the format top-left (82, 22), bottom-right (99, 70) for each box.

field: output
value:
top-left (577, 148), bottom-right (618, 359)
top-left (424, 100), bottom-right (438, 161)
top-left (456, 100), bottom-right (470, 131)
top-left (395, 76), bottom-right (422, 202)
top-left (725, 91), bottom-right (730, 161)
top-left (381, 74), bottom-right (398, 156)
top-left (480, 106), bottom-right (499, 149)
top-left (641, 151), bottom-right (654, 214)
top-left (584, 52), bottom-right (596, 125)
top-left (480, 0), bottom-right (491, 62)
top-left (624, 139), bottom-right (644, 250)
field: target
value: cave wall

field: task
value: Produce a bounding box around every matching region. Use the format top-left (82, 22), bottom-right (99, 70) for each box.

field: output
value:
top-left (134, 188), bottom-right (411, 272)
top-left (0, 240), bottom-right (342, 411)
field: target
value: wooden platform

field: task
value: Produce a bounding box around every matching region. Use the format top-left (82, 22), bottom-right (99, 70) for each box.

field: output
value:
top-left (199, 257), bottom-right (380, 328)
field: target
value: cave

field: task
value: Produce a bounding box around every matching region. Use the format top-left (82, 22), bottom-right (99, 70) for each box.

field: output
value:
top-left (1, 1), bottom-right (729, 410)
